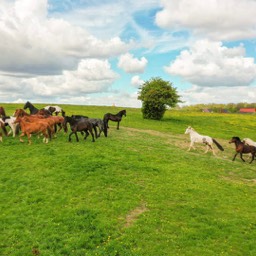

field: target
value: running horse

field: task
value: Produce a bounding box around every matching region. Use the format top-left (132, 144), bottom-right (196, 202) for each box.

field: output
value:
top-left (229, 136), bottom-right (256, 163)
top-left (23, 101), bottom-right (51, 116)
top-left (103, 109), bottom-right (126, 137)
top-left (0, 106), bottom-right (6, 117)
top-left (184, 126), bottom-right (224, 155)
top-left (63, 116), bottom-right (95, 142)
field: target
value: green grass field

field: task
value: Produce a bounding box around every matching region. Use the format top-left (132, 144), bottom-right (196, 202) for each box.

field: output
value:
top-left (1, 103), bottom-right (256, 256)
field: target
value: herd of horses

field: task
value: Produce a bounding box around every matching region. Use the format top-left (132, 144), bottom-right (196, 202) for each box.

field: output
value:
top-left (185, 126), bottom-right (256, 164)
top-left (1, 103), bottom-right (255, 163)
top-left (0, 102), bottom-right (127, 145)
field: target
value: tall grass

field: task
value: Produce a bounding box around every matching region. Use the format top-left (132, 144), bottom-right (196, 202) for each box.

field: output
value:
top-left (1, 103), bottom-right (256, 255)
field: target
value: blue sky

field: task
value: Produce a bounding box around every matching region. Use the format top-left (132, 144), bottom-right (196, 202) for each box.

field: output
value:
top-left (0, 0), bottom-right (256, 108)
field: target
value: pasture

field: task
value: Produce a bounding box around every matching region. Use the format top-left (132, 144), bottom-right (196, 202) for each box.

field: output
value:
top-left (1, 103), bottom-right (256, 256)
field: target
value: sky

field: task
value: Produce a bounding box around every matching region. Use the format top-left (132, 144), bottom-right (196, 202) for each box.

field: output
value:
top-left (0, 0), bottom-right (256, 108)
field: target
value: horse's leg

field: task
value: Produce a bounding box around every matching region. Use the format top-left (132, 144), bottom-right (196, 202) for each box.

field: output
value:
top-left (27, 133), bottom-right (32, 145)
top-left (75, 132), bottom-right (79, 142)
top-left (249, 152), bottom-right (255, 164)
top-left (239, 153), bottom-right (245, 162)
top-left (93, 125), bottom-right (98, 138)
top-left (89, 128), bottom-right (95, 142)
top-left (232, 152), bottom-right (238, 161)
top-left (83, 130), bottom-right (89, 140)
top-left (19, 132), bottom-right (25, 143)
top-left (68, 131), bottom-right (74, 142)
top-left (187, 142), bottom-right (193, 151)
top-left (117, 121), bottom-right (120, 130)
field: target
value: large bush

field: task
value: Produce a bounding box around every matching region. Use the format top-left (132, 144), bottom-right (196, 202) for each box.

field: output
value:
top-left (138, 77), bottom-right (181, 120)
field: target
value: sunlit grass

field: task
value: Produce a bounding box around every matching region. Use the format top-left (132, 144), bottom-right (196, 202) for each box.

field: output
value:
top-left (1, 103), bottom-right (256, 255)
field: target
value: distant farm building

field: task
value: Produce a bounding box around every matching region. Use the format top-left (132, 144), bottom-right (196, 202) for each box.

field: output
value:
top-left (202, 108), bottom-right (213, 113)
top-left (239, 108), bottom-right (256, 113)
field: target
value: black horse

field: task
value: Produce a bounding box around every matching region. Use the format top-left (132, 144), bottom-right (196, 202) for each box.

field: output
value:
top-left (23, 101), bottom-right (39, 114)
top-left (23, 101), bottom-right (51, 116)
top-left (103, 109), bottom-right (126, 137)
top-left (229, 136), bottom-right (256, 163)
top-left (63, 116), bottom-right (95, 142)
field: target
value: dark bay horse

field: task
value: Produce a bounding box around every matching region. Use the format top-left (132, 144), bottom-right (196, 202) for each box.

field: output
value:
top-left (0, 106), bottom-right (6, 117)
top-left (229, 136), bottom-right (256, 163)
top-left (71, 115), bottom-right (104, 138)
top-left (103, 109), bottom-right (126, 137)
top-left (63, 116), bottom-right (95, 142)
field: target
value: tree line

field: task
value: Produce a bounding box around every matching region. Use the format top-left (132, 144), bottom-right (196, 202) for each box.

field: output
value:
top-left (177, 103), bottom-right (256, 113)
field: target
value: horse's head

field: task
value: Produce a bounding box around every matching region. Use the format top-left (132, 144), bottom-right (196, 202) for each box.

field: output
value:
top-left (14, 109), bottom-right (28, 117)
top-left (23, 101), bottom-right (30, 109)
top-left (121, 109), bottom-right (126, 117)
top-left (185, 126), bottom-right (193, 134)
top-left (229, 136), bottom-right (241, 144)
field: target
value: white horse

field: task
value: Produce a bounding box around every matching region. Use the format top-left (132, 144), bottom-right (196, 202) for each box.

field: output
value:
top-left (3, 116), bottom-right (19, 137)
top-left (44, 105), bottom-right (65, 116)
top-left (184, 126), bottom-right (224, 155)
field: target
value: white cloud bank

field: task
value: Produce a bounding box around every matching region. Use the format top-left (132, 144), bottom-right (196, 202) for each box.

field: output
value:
top-left (165, 40), bottom-right (256, 88)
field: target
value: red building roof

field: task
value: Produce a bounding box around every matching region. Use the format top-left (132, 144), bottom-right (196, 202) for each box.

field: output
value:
top-left (239, 108), bottom-right (256, 113)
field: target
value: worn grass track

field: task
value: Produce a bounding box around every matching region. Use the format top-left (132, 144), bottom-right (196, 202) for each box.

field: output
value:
top-left (1, 104), bottom-right (256, 255)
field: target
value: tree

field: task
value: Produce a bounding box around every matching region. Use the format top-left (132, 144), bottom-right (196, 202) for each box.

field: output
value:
top-left (138, 77), bottom-right (181, 120)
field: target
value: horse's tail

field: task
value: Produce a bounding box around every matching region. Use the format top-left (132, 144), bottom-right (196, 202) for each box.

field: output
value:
top-left (213, 139), bottom-right (224, 151)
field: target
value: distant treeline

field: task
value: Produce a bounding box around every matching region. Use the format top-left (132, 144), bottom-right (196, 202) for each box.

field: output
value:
top-left (177, 103), bottom-right (256, 113)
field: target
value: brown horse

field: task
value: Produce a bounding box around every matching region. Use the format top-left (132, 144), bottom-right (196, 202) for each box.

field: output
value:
top-left (229, 136), bottom-right (256, 163)
top-left (0, 106), bottom-right (6, 117)
top-left (14, 116), bottom-right (52, 144)
top-left (0, 118), bottom-right (8, 142)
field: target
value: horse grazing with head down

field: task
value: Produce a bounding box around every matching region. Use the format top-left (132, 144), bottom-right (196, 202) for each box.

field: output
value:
top-left (229, 136), bottom-right (256, 163)
top-left (184, 126), bottom-right (224, 155)
top-left (103, 109), bottom-right (126, 137)
top-left (63, 116), bottom-right (95, 142)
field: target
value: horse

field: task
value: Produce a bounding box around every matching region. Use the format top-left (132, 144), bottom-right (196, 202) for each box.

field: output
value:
top-left (0, 106), bottom-right (6, 117)
top-left (184, 126), bottom-right (224, 155)
top-left (14, 116), bottom-right (52, 144)
top-left (0, 118), bottom-right (8, 142)
top-left (63, 116), bottom-right (95, 142)
top-left (103, 109), bottom-right (126, 137)
top-left (71, 115), bottom-right (104, 138)
top-left (44, 105), bottom-right (65, 116)
top-left (229, 137), bottom-right (256, 163)
top-left (23, 101), bottom-right (39, 114)
top-left (2, 116), bottom-right (19, 137)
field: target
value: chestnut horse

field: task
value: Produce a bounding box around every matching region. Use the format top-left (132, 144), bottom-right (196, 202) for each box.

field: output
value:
top-left (14, 116), bottom-right (52, 144)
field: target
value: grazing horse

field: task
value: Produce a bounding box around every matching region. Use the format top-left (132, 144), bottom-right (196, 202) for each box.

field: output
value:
top-left (229, 137), bottom-right (256, 163)
top-left (103, 109), bottom-right (126, 137)
top-left (184, 126), bottom-right (224, 155)
top-left (0, 106), bottom-right (6, 117)
top-left (14, 116), bottom-right (51, 144)
top-left (44, 105), bottom-right (65, 116)
top-left (23, 101), bottom-right (39, 114)
top-left (63, 116), bottom-right (95, 142)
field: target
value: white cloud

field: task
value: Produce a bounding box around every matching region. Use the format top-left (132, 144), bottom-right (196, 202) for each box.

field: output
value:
top-left (0, 0), bottom-right (130, 75)
top-left (131, 75), bottom-right (144, 88)
top-left (156, 0), bottom-right (256, 41)
top-left (165, 40), bottom-right (256, 87)
top-left (118, 53), bottom-right (148, 73)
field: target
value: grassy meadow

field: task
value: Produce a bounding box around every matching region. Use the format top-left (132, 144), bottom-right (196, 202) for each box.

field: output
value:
top-left (1, 103), bottom-right (256, 256)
